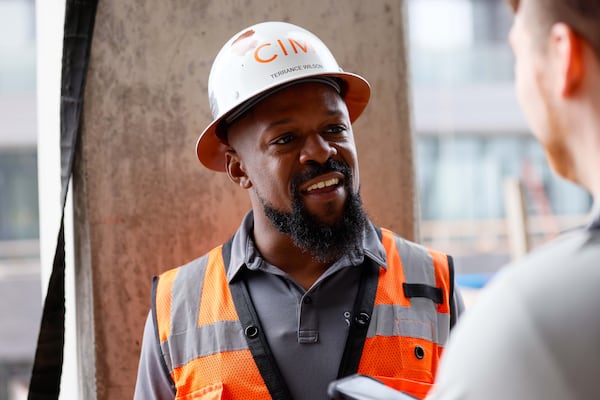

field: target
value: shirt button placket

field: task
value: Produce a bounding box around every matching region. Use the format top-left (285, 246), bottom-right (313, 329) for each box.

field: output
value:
top-left (298, 293), bottom-right (318, 344)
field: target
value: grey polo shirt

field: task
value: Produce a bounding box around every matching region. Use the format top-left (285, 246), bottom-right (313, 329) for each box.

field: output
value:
top-left (134, 212), bottom-right (462, 399)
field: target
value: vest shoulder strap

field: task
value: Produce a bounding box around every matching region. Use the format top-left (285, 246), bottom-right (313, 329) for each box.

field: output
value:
top-left (337, 222), bottom-right (382, 377)
top-left (336, 257), bottom-right (380, 378)
top-left (447, 254), bottom-right (456, 329)
top-left (222, 238), bottom-right (293, 400)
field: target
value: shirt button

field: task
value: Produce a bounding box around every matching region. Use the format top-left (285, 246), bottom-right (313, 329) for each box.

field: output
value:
top-left (303, 296), bottom-right (312, 304)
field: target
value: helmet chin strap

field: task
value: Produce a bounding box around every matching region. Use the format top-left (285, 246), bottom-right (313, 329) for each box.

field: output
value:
top-left (223, 77), bottom-right (343, 127)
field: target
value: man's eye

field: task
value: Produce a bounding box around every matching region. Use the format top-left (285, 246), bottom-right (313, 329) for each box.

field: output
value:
top-left (325, 125), bottom-right (346, 134)
top-left (272, 134), bottom-right (294, 145)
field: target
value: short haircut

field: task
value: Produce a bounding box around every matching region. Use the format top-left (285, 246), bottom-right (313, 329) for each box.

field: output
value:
top-left (508, 0), bottom-right (600, 58)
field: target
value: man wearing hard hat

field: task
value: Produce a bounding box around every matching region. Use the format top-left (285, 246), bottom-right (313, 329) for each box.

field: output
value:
top-left (134, 21), bottom-right (463, 400)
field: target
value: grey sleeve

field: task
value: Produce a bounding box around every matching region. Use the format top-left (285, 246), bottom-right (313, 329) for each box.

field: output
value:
top-left (133, 312), bottom-right (176, 400)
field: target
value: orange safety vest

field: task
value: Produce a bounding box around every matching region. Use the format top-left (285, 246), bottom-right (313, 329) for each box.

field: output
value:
top-left (153, 227), bottom-right (454, 399)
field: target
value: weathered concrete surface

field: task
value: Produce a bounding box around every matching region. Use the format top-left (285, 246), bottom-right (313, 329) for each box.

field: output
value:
top-left (74, 0), bottom-right (415, 398)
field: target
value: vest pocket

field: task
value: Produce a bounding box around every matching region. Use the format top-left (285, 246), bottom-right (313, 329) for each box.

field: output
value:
top-left (358, 335), bottom-right (438, 399)
top-left (177, 382), bottom-right (223, 400)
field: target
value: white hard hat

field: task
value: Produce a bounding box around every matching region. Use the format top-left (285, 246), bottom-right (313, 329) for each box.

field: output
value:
top-left (196, 21), bottom-right (371, 171)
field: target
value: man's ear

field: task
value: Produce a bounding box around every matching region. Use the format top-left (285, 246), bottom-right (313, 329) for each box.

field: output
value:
top-left (225, 149), bottom-right (252, 189)
top-left (550, 22), bottom-right (584, 97)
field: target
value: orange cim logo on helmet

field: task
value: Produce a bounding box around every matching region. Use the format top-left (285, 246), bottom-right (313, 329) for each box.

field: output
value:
top-left (253, 38), bottom-right (317, 63)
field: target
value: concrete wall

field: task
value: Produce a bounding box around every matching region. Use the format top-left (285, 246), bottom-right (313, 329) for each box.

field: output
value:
top-left (74, 0), bottom-right (415, 398)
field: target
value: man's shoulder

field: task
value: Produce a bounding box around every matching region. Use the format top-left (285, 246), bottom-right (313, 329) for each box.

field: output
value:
top-left (157, 248), bottom-right (219, 279)
top-left (476, 228), bottom-right (600, 329)
top-left (153, 249), bottom-right (223, 304)
top-left (378, 226), bottom-right (423, 247)
top-left (508, 227), bottom-right (600, 276)
top-left (379, 226), bottom-right (449, 258)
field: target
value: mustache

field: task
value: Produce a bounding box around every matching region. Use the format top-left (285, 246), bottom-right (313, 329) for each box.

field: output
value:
top-left (291, 159), bottom-right (352, 193)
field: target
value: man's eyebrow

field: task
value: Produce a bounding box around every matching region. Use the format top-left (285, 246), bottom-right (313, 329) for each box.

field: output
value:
top-left (326, 109), bottom-right (344, 117)
top-left (265, 109), bottom-right (345, 130)
top-left (266, 118), bottom-right (293, 130)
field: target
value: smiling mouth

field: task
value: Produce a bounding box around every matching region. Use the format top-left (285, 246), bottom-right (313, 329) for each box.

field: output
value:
top-left (305, 178), bottom-right (340, 193)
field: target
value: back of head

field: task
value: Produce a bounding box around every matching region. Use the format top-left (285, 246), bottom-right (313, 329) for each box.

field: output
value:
top-left (509, 0), bottom-right (600, 58)
top-left (508, 0), bottom-right (600, 194)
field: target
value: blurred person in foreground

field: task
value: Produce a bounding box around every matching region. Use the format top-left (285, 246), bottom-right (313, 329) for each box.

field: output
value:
top-left (427, 1), bottom-right (600, 399)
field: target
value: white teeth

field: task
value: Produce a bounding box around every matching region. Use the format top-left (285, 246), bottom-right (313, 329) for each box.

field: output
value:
top-left (306, 178), bottom-right (339, 192)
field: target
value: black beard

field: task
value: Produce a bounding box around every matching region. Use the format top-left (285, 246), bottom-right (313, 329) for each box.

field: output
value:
top-left (260, 159), bottom-right (368, 263)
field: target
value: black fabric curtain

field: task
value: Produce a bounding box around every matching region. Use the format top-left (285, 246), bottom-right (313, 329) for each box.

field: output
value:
top-left (28, 1), bottom-right (99, 398)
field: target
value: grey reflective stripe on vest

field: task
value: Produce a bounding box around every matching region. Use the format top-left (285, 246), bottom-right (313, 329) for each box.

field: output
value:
top-left (366, 235), bottom-right (450, 345)
top-left (162, 320), bottom-right (248, 371)
top-left (160, 255), bottom-right (249, 372)
top-left (170, 257), bottom-right (208, 336)
top-left (367, 304), bottom-right (450, 345)
top-left (394, 236), bottom-right (436, 287)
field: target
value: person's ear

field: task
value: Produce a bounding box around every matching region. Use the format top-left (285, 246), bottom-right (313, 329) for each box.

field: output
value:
top-left (225, 149), bottom-right (252, 189)
top-left (550, 22), bottom-right (584, 97)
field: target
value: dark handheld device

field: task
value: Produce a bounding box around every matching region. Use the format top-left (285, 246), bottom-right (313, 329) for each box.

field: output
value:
top-left (328, 374), bottom-right (419, 400)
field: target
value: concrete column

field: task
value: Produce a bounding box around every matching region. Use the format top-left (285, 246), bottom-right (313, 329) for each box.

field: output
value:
top-left (74, 0), bottom-right (415, 398)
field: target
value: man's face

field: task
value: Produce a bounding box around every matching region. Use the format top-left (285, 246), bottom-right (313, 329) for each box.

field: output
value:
top-left (226, 82), bottom-right (366, 261)
top-left (509, 7), bottom-right (572, 177)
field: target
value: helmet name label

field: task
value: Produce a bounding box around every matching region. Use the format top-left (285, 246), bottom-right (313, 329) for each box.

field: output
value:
top-left (270, 63), bottom-right (324, 80)
top-left (254, 38), bottom-right (317, 63)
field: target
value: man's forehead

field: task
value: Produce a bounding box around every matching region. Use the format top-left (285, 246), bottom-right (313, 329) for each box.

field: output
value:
top-left (226, 83), bottom-right (348, 146)
top-left (247, 82), bottom-right (347, 119)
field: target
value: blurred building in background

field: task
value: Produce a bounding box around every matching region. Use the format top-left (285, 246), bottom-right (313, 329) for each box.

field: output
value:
top-left (0, 0), bottom-right (40, 399)
top-left (407, 0), bottom-right (592, 282)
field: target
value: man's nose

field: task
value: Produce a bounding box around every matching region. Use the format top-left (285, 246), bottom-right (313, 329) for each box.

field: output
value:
top-left (299, 134), bottom-right (337, 165)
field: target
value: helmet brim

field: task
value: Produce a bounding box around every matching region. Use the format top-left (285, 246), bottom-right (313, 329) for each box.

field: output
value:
top-left (196, 71), bottom-right (371, 172)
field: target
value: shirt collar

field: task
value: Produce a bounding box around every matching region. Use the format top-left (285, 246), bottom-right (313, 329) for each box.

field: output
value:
top-left (226, 211), bottom-right (388, 283)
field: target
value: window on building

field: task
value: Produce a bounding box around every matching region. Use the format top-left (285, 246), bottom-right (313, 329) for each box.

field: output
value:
top-left (407, 0), bottom-right (592, 281)
top-left (0, 150), bottom-right (39, 241)
top-left (0, 1), bottom-right (40, 399)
